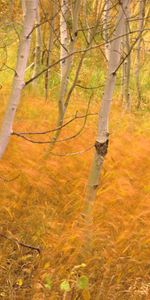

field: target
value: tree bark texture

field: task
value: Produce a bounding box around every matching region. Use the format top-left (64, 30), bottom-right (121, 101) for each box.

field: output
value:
top-left (0, 0), bottom-right (38, 159)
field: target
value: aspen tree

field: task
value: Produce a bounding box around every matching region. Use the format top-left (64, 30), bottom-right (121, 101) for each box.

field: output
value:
top-left (60, 0), bottom-right (69, 80)
top-left (136, 0), bottom-right (146, 109)
top-left (0, 0), bottom-right (38, 159)
top-left (103, 0), bottom-right (110, 61)
top-left (93, 0), bottom-right (103, 21)
top-left (32, 6), bottom-right (42, 85)
top-left (45, 2), bottom-right (56, 101)
top-left (49, 0), bottom-right (81, 147)
top-left (122, 1), bottom-right (131, 110)
top-left (82, 0), bottom-right (130, 255)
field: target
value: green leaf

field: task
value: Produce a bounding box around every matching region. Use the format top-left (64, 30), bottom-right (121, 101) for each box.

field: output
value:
top-left (60, 280), bottom-right (71, 292)
top-left (44, 283), bottom-right (52, 290)
top-left (44, 275), bottom-right (52, 290)
top-left (77, 275), bottom-right (89, 290)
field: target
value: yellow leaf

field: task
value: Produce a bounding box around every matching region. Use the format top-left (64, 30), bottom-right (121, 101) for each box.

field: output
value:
top-left (44, 262), bottom-right (50, 269)
top-left (16, 279), bottom-right (23, 286)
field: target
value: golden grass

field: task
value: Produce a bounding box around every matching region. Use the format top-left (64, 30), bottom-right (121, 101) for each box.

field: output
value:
top-left (0, 94), bottom-right (150, 299)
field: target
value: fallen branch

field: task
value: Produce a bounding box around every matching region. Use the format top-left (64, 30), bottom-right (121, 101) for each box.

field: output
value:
top-left (0, 233), bottom-right (41, 254)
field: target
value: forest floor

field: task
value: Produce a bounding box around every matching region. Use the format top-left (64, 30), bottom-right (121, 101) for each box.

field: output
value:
top-left (0, 95), bottom-right (150, 299)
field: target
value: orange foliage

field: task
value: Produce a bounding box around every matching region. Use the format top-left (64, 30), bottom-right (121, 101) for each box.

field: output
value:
top-left (0, 95), bottom-right (150, 299)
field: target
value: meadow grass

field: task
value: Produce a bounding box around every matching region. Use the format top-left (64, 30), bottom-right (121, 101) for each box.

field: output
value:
top-left (0, 91), bottom-right (150, 299)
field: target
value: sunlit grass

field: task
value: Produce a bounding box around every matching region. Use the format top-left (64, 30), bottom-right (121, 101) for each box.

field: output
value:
top-left (0, 92), bottom-right (150, 298)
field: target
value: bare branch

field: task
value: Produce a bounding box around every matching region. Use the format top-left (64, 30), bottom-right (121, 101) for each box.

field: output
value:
top-left (0, 233), bottom-right (41, 254)
top-left (25, 28), bottom-right (150, 86)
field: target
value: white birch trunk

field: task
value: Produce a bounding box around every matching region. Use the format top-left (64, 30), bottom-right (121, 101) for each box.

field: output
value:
top-left (0, 0), bottom-right (38, 159)
top-left (45, 2), bottom-right (56, 100)
top-left (121, 18), bottom-right (126, 103)
top-left (135, 0), bottom-right (145, 109)
top-left (60, 0), bottom-right (80, 113)
top-left (32, 6), bottom-right (42, 85)
top-left (49, 0), bottom-right (81, 147)
top-left (81, 0), bottom-right (130, 256)
top-left (122, 2), bottom-right (131, 110)
top-left (103, 0), bottom-right (110, 61)
top-left (60, 0), bottom-right (68, 80)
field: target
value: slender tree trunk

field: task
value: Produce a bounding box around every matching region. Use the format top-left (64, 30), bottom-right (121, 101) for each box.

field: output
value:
top-left (49, 0), bottom-right (81, 148)
top-left (81, 0), bottom-right (130, 257)
top-left (83, 0), bottom-right (91, 44)
top-left (123, 2), bottom-right (131, 111)
top-left (0, 0), bottom-right (38, 159)
top-left (32, 6), bottom-right (42, 85)
top-left (136, 0), bottom-right (145, 109)
top-left (122, 33), bottom-right (125, 102)
top-left (45, 2), bottom-right (56, 101)
top-left (50, 0), bottom-right (69, 145)
top-left (60, 0), bottom-right (69, 80)
top-left (103, 0), bottom-right (110, 61)
top-left (93, 0), bottom-right (103, 21)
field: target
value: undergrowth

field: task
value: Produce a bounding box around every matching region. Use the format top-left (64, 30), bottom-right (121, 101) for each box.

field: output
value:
top-left (0, 94), bottom-right (150, 299)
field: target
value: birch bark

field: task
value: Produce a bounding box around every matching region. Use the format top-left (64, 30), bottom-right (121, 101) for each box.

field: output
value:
top-left (82, 0), bottom-right (130, 256)
top-left (49, 0), bottom-right (81, 147)
top-left (45, 2), bottom-right (56, 100)
top-left (103, 0), bottom-right (110, 61)
top-left (32, 6), bottom-right (42, 85)
top-left (136, 0), bottom-right (145, 109)
top-left (0, 0), bottom-right (38, 159)
top-left (122, 2), bottom-right (131, 110)
top-left (60, 0), bottom-right (68, 80)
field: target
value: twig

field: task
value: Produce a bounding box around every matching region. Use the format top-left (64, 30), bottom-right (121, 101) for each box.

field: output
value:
top-left (49, 144), bottom-right (94, 157)
top-left (12, 112), bottom-right (97, 136)
top-left (0, 233), bottom-right (41, 254)
top-left (24, 28), bottom-right (149, 86)
top-left (76, 83), bottom-right (104, 90)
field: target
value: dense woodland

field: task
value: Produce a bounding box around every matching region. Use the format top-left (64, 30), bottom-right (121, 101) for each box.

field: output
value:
top-left (0, 0), bottom-right (150, 299)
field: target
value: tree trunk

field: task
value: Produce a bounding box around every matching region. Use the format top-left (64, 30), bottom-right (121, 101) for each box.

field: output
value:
top-left (0, 0), bottom-right (38, 159)
top-left (93, 0), bottom-right (103, 21)
top-left (81, 0), bottom-right (130, 257)
top-left (103, 0), bottom-right (110, 61)
top-left (60, 0), bottom-right (69, 80)
top-left (45, 2), bottom-right (56, 101)
top-left (32, 6), bottom-right (42, 86)
top-left (49, 0), bottom-right (81, 148)
top-left (122, 2), bottom-right (131, 111)
top-left (136, 0), bottom-right (145, 109)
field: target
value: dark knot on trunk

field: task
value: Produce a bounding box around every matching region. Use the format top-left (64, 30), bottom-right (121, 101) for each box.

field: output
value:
top-left (95, 138), bottom-right (109, 157)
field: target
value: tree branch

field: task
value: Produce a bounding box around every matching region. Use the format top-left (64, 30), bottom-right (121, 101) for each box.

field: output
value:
top-left (0, 233), bottom-right (41, 254)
